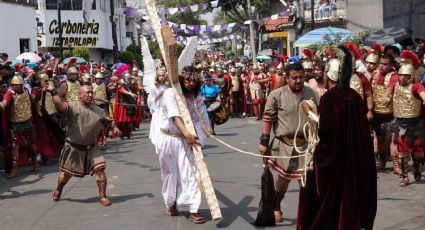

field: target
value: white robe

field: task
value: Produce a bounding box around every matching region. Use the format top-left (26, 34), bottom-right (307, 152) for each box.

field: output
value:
top-left (156, 88), bottom-right (210, 213)
top-left (147, 84), bottom-right (169, 152)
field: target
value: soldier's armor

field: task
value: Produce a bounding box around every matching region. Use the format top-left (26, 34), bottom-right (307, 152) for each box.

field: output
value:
top-left (93, 83), bottom-right (107, 105)
top-left (36, 91), bottom-right (57, 116)
top-left (65, 80), bottom-right (80, 102)
top-left (393, 83), bottom-right (422, 118)
top-left (11, 90), bottom-right (32, 123)
top-left (231, 75), bottom-right (240, 92)
top-left (350, 73), bottom-right (364, 100)
top-left (372, 72), bottom-right (394, 114)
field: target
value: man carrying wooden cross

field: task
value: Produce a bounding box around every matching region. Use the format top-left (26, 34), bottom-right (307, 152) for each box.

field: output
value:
top-left (156, 66), bottom-right (210, 224)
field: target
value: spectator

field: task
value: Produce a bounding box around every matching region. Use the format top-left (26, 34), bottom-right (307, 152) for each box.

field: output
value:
top-left (0, 53), bottom-right (10, 65)
top-left (319, 0), bottom-right (330, 19)
top-left (415, 37), bottom-right (425, 58)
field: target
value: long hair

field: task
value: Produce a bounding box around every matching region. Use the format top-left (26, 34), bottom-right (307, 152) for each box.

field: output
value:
top-left (337, 45), bottom-right (353, 90)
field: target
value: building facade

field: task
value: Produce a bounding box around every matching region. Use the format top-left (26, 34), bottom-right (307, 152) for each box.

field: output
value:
top-left (37, 0), bottom-right (140, 64)
top-left (0, 0), bottom-right (38, 59)
top-left (347, 0), bottom-right (425, 38)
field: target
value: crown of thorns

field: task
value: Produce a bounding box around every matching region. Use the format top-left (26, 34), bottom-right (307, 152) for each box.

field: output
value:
top-left (180, 66), bottom-right (200, 81)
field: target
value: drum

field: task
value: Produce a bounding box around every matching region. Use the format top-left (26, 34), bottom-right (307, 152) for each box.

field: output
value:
top-left (207, 102), bottom-right (229, 125)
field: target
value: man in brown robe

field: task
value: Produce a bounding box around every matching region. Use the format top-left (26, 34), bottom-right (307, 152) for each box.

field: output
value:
top-left (259, 63), bottom-right (319, 222)
top-left (48, 84), bottom-right (121, 206)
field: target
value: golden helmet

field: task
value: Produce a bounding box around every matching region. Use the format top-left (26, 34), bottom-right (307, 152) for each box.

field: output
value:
top-left (302, 61), bottom-right (314, 70)
top-left (132, 67), bottom-right (138, 72)
top-left (123, 72), bottom-right (132, 79)
top-left (68, 66), bottom-right (78, 74)
top-left (252, 64), bottom-right (259, 70)
top-left (277, 62), bottom-right (283, 70)
top-left (365, 52), bottom-right (380, 64)
top-left (230, 67), bottom-right (237, 73)
top-left (327, 59), bottom-right (342, 82)
top-left (11, 72), bottom-right (24, 85)
top-left (95, 72), bottom-right (104, 79)
top-left (398, 62), bottom-right (415, 76)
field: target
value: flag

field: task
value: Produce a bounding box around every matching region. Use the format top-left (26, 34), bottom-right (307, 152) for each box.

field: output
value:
top-left (83, 0), bottom-right (94, 24)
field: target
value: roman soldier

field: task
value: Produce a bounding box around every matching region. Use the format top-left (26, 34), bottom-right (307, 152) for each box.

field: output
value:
top-left (58, 66), bottom-right (81, 102)
top-left (114, 73), bottom-right (138, 139)
top-left (384, 50), bottom-right (425, 186)
top-left (107, 74), bottom-right (119, 120)
top-left (93, 72), bottom-right (108, 147)
top-left (301, 48), bottom-right (315, 81)
top-left (214, 67), bottom-right (232, 112)
top-left (365, 43), bottom-right (382, 81)
top-left (270, 62), bottom-right (286, 90)
top-left (346, 42), bottom-right (374, 122)
top-left (246, 64), bottom-right (268, 120)
top-left (31, 73), bottom-right (62, 164)
top-left (229, 67), bottom-right (245, 116)
top-left (370, 54), bottom-right (399, 172)
top-left (0, 71), bottom-right (39, 178)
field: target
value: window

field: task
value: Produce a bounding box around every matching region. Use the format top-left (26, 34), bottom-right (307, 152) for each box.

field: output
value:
top-left (46, 0), bottom-right (96, 11)
top-left (20, 39), bottom-right (30, 54)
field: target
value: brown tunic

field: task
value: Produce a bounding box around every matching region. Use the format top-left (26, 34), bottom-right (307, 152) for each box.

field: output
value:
top-left (59, 101), bottom-right (112, 177)
top-left (263, 85), bottom-right (319, 179)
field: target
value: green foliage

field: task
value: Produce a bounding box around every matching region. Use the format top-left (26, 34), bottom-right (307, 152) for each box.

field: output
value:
top-left (236, 48), bottom-right (243, 57)
top-left (118, 51), bottom-right (135, 65)
top-left (348, 30), bottom-right (373, 47)
top-left (72, 47), bottom-right (90, 61)
top-left (309, 30), bottom-right (373, 52)
top-left (177, 44), bottom-right (185, 56)
top-left (148, 40), bottom-right (162, 59)
top-left (125, 44), bottom-right (143, 69)
top-left (63, 49), bottom-right (73, 59)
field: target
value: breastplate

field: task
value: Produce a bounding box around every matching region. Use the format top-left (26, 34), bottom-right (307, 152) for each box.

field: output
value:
top-left (350, 73), bottom-right (364, 100)
top-left (11, 91), bottom-right (31, 123)
top-left (372, 72), bottom-right (393, 114)
top-left (65, 80), bottom-right (80, 102)
top-left (93, 83), bottom-right (106, 105)
top-left (393, 83), bottom-right (422, 118)
top-left (231, 75), bottom-right (240, 92)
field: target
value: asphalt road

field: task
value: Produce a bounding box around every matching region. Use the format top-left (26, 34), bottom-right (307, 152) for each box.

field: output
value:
top-left (1, 117), bottom-right (425, 230)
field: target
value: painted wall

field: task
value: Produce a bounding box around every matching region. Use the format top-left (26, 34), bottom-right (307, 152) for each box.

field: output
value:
top-left (0, 2), bottom-right (37, 59)
top-left (346, 0), bottom-right (384, 32)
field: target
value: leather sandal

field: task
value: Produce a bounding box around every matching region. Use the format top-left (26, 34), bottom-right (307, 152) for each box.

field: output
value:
top-left (100, 197), bottom-right (111, 206)
top-left (399, 177), bottom-right (410, 187)
top-left (166, 203), bottom-right (178, 216)
top-left (188, 213), bottom-right (205, 224)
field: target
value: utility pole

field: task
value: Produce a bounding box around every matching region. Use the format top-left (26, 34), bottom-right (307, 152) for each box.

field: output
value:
top-left (247, 0), bottom-right (256, 63)
top-left (57, 0), bottom-right (63, 60)
top-left (110, 0), bottom-right (119, 63)
top-left (311, 0), bottom-right (315, 29)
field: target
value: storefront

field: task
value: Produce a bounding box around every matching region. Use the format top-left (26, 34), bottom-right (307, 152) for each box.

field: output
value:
top-left (36, 0), bottom-right (129, 64)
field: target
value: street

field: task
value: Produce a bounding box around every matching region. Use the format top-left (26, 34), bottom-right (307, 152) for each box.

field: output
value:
top-left (1, 117), bottom-right (425, 230)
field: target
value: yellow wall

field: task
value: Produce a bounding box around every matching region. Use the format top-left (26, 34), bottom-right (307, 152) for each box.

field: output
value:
top-left (269, 32), bottom-right (290, 56)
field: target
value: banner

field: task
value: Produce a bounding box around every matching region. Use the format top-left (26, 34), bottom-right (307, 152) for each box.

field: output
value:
top-left (158, 0), bottom-right (219, 16)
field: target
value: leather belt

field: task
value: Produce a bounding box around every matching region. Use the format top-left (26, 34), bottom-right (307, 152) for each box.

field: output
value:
top-left (276, 136), bottom-right (306, 146)
top-left (66, 140), bottom-right (96, 151)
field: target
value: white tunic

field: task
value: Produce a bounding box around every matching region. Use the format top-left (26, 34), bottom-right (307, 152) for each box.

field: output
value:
top-left (147, 84), bottom-right (169, 150)
top-left (156, 88), bottom-right (210, 212)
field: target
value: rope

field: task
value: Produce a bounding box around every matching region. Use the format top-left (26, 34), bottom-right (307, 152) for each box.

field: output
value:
top-left (293, 100), bottom-right (319, 188)
top-left (189, 100), bottom-right (316, 159)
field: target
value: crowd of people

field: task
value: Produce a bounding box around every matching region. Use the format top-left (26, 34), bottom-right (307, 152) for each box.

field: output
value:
top-left (2, 34), bottom-right (425, 228)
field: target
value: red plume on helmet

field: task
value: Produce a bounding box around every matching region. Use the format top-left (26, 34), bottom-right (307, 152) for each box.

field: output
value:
top-left (65, 57), bottom-right (77, 70)
top-left (326, 47), bottom-right (334, 59)
top-left (370, 43), bottom-right (382, 57)
top-left (78, 65), bottom-right (89, 76)
top-left (402, 50), bottom-right (420, 69)
top-left (96, 64), bottom-right (101, 70)
top-left (346, 42), bottom-right (362, 60)
top-left (14, 64), bottom-right (20, 74)
top-left (302, 48), bottom-right (314, 61)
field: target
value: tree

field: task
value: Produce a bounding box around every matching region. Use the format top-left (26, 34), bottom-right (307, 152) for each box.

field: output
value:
top-left (118, 51), bottom-right (135, 64)
top-left (73, 47), bottom-right (90, 62)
